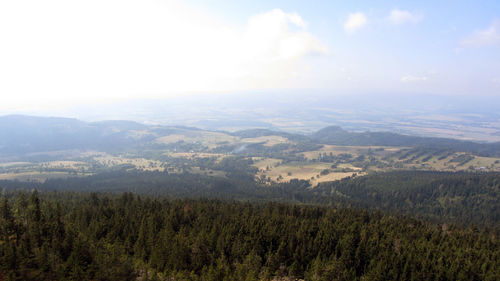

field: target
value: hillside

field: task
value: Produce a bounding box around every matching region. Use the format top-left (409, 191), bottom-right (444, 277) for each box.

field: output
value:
top-left (0, 192), bottom-right (498, 280)
top-left (311, 126), bottom-right (500, 157)
top-left (0, 115), bottom-right (151, 155)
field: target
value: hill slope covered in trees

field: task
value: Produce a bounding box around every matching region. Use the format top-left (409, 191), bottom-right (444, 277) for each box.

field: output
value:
top-left (1, 192), bottom-right (498, 280)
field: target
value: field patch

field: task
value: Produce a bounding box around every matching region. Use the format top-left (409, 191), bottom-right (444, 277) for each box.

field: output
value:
top-left (256, 161), bottom-right (361, 187)
top-left (93, 155), bottom-right (165, 171)
top-left (0, 171), bottom-right (77, 182)
top-left (241, 136), bottom-right (290, 147)
top-left (253, 158), bottom-right (282, 171)
top-left (155, 131), bottom-right (239, 149)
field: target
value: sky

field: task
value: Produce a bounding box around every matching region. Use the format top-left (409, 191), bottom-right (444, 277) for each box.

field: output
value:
top-left (0, 0), bottom-right (499, 112)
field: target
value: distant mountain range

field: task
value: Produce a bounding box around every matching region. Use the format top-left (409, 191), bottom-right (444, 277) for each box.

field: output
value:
top-left (1, 115), bottom-right (499, 157)
top-left (6, 93), bottom-right (499, 142)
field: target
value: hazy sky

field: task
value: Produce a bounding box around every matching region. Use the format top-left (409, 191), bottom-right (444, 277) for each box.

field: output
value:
top-left (1, 0), bottom-right (499, 111)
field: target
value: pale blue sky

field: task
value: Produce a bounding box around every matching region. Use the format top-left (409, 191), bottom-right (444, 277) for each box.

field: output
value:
top-left (190, 0), bottom-right (500, 96)
top-left (0, 0), bottom-right (499, 111)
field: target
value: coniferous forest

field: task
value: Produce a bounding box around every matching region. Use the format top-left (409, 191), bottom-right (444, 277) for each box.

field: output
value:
top-left (0, 191), bottom-right (499, 281)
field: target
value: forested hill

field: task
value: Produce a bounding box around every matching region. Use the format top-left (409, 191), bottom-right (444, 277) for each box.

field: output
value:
top-left (0, 192), bottom-right (498, 280)
top-left (1, 114), bottom-right (500, 157)
top-left (0, 115), bottom-right (148, 154)
top-left (1, 170), bottom-right (499, 227)
top-left (0, 115), bottom-right (192, 155)
top-left (315, 171), bottom-right (500, 226)
top-left (311, 126), bottom-right (500, 156)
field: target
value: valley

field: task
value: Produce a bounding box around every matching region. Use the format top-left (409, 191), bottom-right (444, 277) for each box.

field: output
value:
top-left (1, 116), bottom-right (499, 186)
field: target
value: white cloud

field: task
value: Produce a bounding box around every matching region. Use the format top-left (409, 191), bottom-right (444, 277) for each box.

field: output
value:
top-left (388, 9), bottom-right (422, 25)
top-left (461, 20), bottom-right (500, 47)
top-left (401, 75), bottom-right (428, 82)
top-left (344, 12), bottom-right (367, 33)
top-left (285, 12), bottom-right (307, 29)
top-left (243, 9), bottom-right (327, 60)
top-left (0, 1), bottom-right (327, 110)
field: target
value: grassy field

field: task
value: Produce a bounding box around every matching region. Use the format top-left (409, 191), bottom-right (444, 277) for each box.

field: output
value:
top-left (0, 171), bottom-right (77, 182)
top-left (253, 157), bottom-right (282, 171)
top-left (156, 130), bottom-right (293, 149)
top-left (301, 145), bottom-right (401, 160)
top-left (155, 131), bottom-right (239, 149)
top-left (240, 136), bottom-right (291, 147)
top-left (394, 152), bottom-right (500, 172)
top-left (0, 161), bottom-right (90, 181)
top-left (255, 161), bottom-right (362, 187)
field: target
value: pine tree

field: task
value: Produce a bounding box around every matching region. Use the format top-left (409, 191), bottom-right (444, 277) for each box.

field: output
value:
top-left (1, 196), bottom-right (15, 240)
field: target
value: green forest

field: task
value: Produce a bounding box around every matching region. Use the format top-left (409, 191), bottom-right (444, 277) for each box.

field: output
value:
top-left (1, 191), bottom-right (499, 281)
top-left (2, 169), bottom-right (499, 227)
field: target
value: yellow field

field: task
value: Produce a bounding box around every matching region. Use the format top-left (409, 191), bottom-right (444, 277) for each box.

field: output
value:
top-left (0, 171), bottom-right (77, 182)
top-left (241, 136), bottom-right (290, 147)
top-left (467, 156), bottom-right (500, 171)
top-left (301, 145), bottom-right (401, 160)
top-left (256, 162), bottom-right (361, 187)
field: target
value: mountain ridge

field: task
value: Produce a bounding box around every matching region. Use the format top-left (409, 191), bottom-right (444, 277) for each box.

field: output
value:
top-left (1, 114), bottom-right (500, 157)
